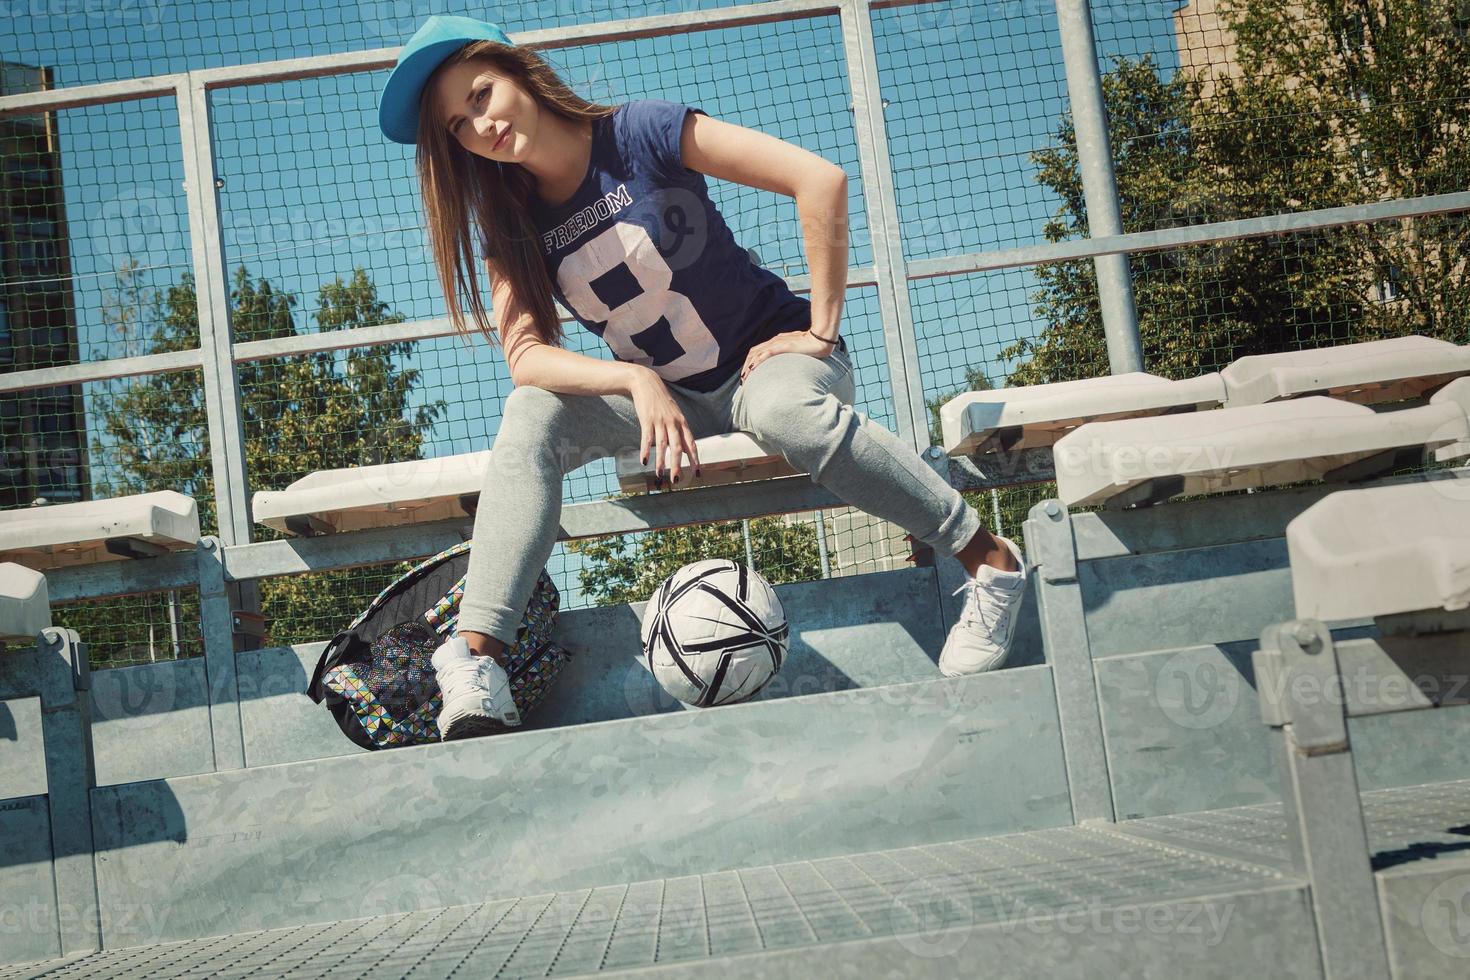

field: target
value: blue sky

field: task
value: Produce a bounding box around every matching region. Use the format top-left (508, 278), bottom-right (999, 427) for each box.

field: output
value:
top-left (8, 0), bottom-right (1186, 604)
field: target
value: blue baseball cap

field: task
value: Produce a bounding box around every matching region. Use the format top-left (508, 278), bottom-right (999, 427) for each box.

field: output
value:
top-left (378, 16), bottom-right (515, 145)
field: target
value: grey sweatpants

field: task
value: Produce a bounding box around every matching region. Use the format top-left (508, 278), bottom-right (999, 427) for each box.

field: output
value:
top-left (455, 343), bottom-right (985, 647)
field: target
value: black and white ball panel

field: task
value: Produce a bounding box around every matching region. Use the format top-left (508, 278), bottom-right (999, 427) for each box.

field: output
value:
top-left (640, 559), bottom-right (788, 707)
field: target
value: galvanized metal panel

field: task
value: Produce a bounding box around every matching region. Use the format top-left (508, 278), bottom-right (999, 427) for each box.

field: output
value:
top-left (0, 796), bottom-right (60, 966)
top-left (1080, 538), bottom-right (1294, 658)
top-left (88, 658), bottom-right (213, 787)
top-left (0, 696), bottom-right (46, 800)
top-left (1096, 644), bottom-right (1279, 820)
top-left (1378, 852), bottom-right (1470, 976)
top-left (1097, 645), bottom-right (1470, 821)
top-left (238, 643), bottom-right (363, 768)
top-left (90, 666), bottom-right (1070, 945)
top-left (1350, 709), bottom-right (1470, 794)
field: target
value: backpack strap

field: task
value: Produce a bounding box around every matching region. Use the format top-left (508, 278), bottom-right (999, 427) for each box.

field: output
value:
top-left (307, 630), bottom-right (366, 703)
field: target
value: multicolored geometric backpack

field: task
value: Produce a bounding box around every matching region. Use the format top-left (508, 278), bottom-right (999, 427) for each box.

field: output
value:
top-left (306, 541), bottom-right (571, 750)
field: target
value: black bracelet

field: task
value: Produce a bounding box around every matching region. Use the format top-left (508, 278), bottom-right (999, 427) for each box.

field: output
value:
top-left (809, 329), bottom-right (839, 347)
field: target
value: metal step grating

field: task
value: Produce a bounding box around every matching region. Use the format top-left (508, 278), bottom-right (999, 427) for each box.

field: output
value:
top-left (1107, 778), bottom-right (1470, 870)
top-left (3, 820), bottom-right (1291, 979)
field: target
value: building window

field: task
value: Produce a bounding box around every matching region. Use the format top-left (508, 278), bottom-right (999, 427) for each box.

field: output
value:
top-left (2, 155), bottom-right (50, 187)
top-left (1351, 142), bottom-right (1378, 180)
top-left (13, 237), bottom-right (59, 275)
top-left (1335, 13), bottom-right (1367, 57)
top-left (1379, 265), bottom-right (1403, 303)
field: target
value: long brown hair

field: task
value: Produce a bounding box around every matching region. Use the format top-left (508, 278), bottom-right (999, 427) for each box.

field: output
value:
top-left (415, 40), bottom-right (618, 350)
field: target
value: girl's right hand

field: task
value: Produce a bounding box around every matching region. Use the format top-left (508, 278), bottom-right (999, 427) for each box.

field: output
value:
top-left (628, 368), bottom-right (701, 485)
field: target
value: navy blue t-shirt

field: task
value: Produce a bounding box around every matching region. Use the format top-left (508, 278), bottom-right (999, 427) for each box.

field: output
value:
top-left (491, 99), bottom-right (840, 392)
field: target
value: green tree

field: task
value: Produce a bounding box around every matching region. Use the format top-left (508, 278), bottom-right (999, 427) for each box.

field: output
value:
top-left (61, 264), bottom-right (442, 667)
top-left (568, 501), bottom-right (824, 607)
top-left (1007, 0), bottom-right (1469, 384)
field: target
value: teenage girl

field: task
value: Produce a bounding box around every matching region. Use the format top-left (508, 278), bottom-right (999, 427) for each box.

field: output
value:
top-left (378, 16), bottom-right (1026, 740)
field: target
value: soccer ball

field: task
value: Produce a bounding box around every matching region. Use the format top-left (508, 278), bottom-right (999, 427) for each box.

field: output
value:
top-left (639, 559), bottom-right (789, 707)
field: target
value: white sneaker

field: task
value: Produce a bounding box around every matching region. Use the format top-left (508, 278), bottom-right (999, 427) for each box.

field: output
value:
top-left (939, 535), bottom-right (1027, 677)
top-left (431, 635), bottom-right (522, 741)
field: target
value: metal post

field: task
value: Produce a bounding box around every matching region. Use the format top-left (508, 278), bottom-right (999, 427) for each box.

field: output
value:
top-left (839, 0), bottom-right (933, 451)
top-left (1054, 0), bottom-right (1143, 374)
top-left (197, 536), bottom-right (246, 769)
top-left (177, 74), bottom-right (265, 642)
top-left (742, 518), bottom-right (755, 570)
top-left (1023, 499), bottom-right (1115, 822)
top-left (177, 74), bottom-right (260, 770)
top-left (34, 628), bottom-right (101, 956)
top-left (1254, 621), bottom-right (1392, 980)
top-left (177, 75), bottom-right (253, 556)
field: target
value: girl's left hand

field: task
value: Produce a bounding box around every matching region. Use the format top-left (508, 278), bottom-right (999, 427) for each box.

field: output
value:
top-left (740, 329), bottom-right (838, 384)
